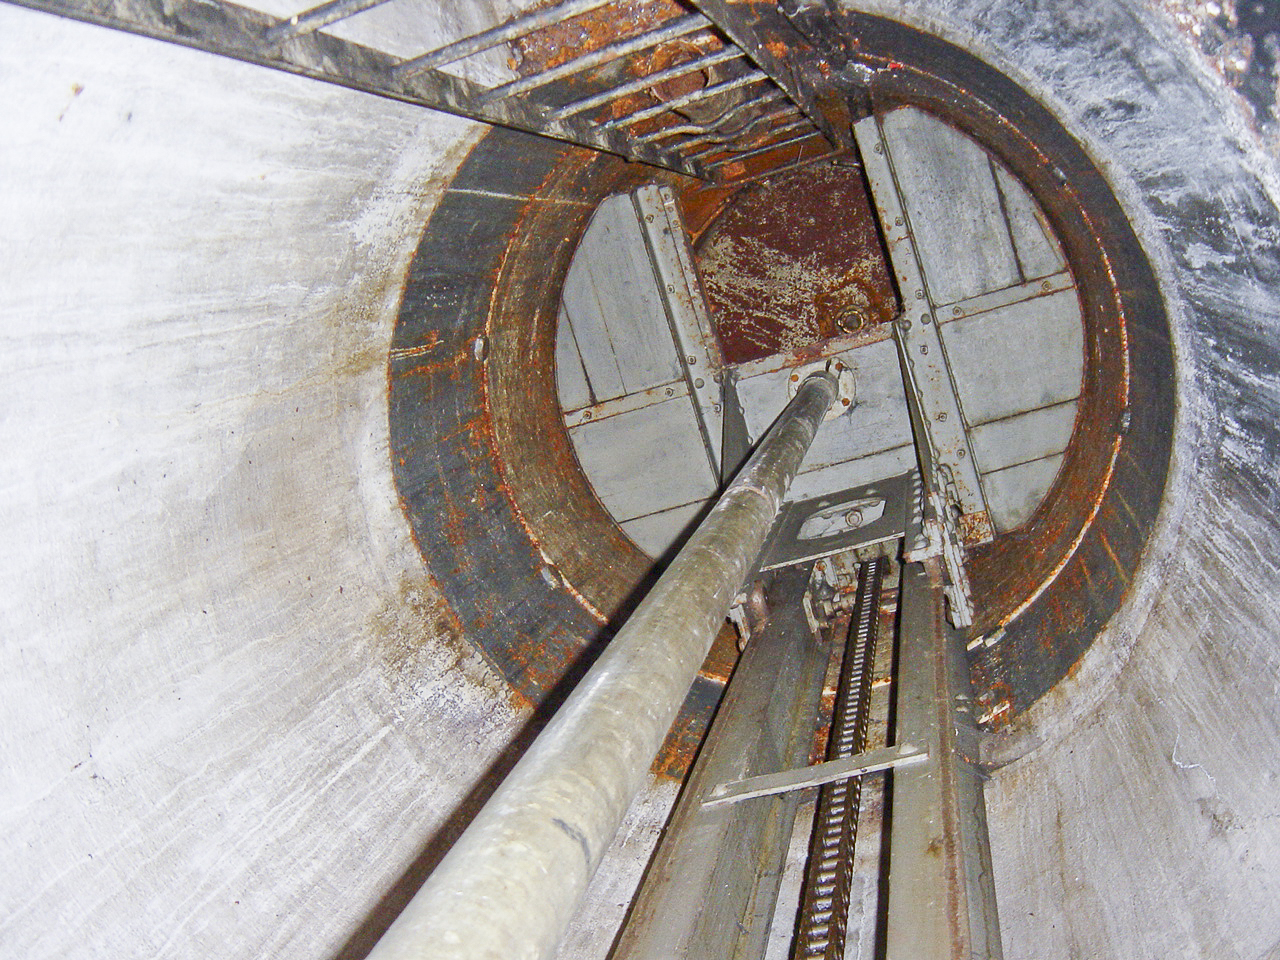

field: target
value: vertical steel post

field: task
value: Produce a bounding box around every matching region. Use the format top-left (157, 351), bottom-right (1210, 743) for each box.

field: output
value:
top-left (886, 560), bottom-right (1002, 960)
top-left (367, 372), bottom-right (839, 960)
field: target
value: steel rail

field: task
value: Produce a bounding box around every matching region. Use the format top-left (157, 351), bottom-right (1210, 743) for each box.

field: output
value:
top-left (364, 371), bottom-right (840, 960)
top-left (795, 557), bottom-right (885, 960)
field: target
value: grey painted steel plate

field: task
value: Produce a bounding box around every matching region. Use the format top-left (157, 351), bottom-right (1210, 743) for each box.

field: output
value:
top-left (758, 471), bottom-right (916, 571)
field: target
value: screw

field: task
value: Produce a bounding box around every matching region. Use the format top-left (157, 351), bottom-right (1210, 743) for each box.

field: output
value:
top-left (957, 448), bottom-right (966, 458)
top-left (920, 344), bottom-right (929, 354)
top-left (687, 355), bottom-right (697, 365)
top-left (665, 387), bottom-right (674, 397)
top-left (914, 290), bottom-right (924, 300)
top-left (842, 397), bottom-right (851, 406)
top-left (582, 411), bottom-right (592, 420)
top-left (874, 143), bottom-right (883, 154)
top-left (895, 216), bottom-right (903, 226)
top-left (1042, 279), bottom-right (1052, 291)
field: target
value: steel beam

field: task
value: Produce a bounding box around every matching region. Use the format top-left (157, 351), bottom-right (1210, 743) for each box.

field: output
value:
top-left (364, 371), bottom-right (839, 960)
top-left (853, 115), bottom-right (991, 537)
top-left (632, 184), bottom-right (725, 479)
top-left (886, 560), bottom-right (1002, 960)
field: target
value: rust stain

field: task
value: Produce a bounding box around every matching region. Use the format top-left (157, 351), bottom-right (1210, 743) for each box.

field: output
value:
top-left (511, 0), bottom-right (688, 74)
top-left (695, 163), bottom-right (898, 364)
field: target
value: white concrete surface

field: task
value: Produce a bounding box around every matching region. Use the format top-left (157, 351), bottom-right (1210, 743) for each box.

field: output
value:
top-left (3, 2), bottom-right (1280, 959)
top-left (0, 9), bottom-right (530, 959)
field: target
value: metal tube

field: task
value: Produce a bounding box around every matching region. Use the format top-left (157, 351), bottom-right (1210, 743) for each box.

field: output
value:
top-left (477, 12), bottom-right (709, 104)
top-left (393, 0), bottom-right (615, 79)
top-left (366, 371), bottom-right (839, 960)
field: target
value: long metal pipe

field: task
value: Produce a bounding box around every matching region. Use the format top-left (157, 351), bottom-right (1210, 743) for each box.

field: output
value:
top-left (366, 370), bottom-right (839, 960)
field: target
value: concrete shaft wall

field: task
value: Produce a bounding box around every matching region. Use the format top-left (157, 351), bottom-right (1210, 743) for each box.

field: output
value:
top-left (1, 2), bottom-right (1278, 959)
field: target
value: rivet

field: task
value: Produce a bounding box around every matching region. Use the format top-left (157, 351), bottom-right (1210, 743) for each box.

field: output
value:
top-left (694, 377), bottom-right (705, 389)
top-left (953, 305), bottom-right (963, 317)
top-left (921, 313), bottom-right (931, 324)
top-left (920, 344), bottom-right (929, 354)
top-left (936, 412), bottom-right (947, 422)
top-left (914, 290), bottom-right (924, 300)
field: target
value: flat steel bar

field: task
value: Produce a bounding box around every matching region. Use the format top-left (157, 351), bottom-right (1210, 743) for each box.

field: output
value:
top-left (477, 11), bottom-right (709, 103)
top-left (547, 46), bottom-right (743, 120)
top-left (600, 73), bottom-right (772, 132)
top-left (685, 0), bottom-right (846, 147)
top-left (393, 0), bottom-right (614, 78)
top-left (702, 743), bottom-right (926, 807)
top-left (364, 372), bottom-right (839, 960)
top-left (2, 0), bottom-right (702, 177)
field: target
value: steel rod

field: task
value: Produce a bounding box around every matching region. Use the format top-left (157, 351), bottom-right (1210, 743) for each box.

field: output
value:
top-left (478, 12), bottom-right (709, 104)
top-left (599, 70), bottom-right (768, 132)
top-left (674, 109), bottom-right (801, 154)
top-left (393, 0), bottom-right (614, 79)
top-left (634, 94), bottom-right (788, 144)
top-left (262, 0), bottom-right (391, 44)
top-left (548, 46), bottom-right (743, 120)
top-left (705, 128), bottom-right (822, 169)
top-left (365, 371), bottom-right (839, 960)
